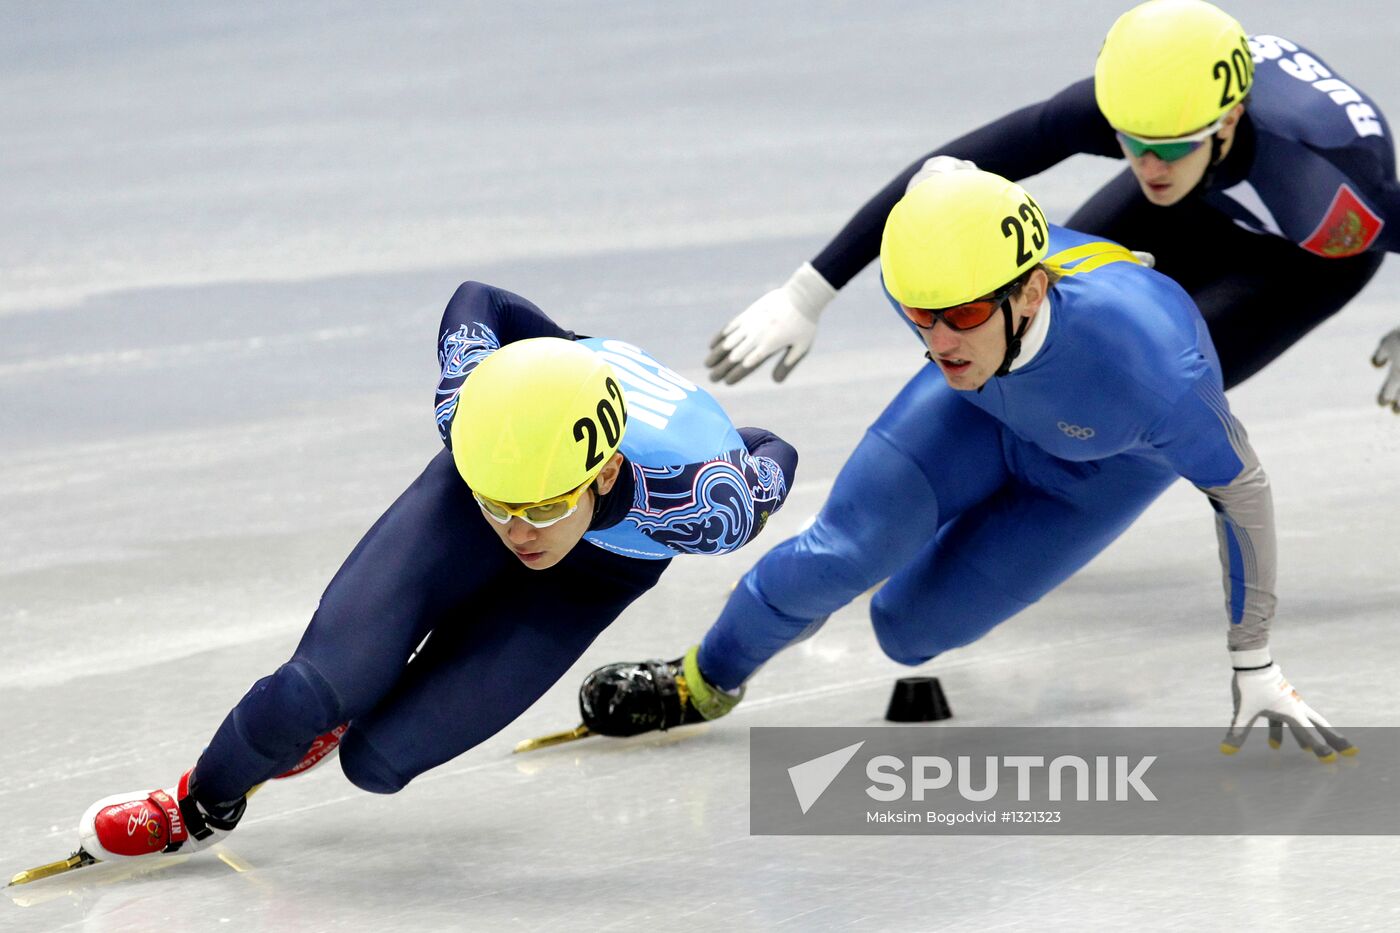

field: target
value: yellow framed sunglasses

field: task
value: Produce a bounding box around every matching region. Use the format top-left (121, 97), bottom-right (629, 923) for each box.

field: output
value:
top-left (473, 479), bottom-right (592, 529)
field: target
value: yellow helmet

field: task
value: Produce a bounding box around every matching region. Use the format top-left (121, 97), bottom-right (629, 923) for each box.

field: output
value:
top-left (1095, 0), bottom-right (1252, 138)
top-left (880, 169), bottom-right (1049, 309)
top-left (450, 337), bottom-right (627, 503)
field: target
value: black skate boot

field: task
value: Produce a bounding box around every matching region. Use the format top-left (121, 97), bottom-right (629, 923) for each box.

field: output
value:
top-left (579, 646), bottom-right (743, 737)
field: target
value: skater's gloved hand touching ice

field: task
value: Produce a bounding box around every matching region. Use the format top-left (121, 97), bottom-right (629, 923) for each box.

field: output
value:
top-left (1372, 325), bottom-right (1400, 412)
top-left (706, 263), bottom-right (836, 384)
top-left (1220, 650), bottom-right (1354, 761)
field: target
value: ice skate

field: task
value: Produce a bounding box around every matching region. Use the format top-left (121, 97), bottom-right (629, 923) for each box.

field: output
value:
top-left (579, 646), bottom-right (743, 737)
top-left (78, 769), bottom-right (245, 862)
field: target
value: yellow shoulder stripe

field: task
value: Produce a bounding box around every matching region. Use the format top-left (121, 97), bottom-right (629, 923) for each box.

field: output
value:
top-left (1044, 241), bottom-right (1143, 277)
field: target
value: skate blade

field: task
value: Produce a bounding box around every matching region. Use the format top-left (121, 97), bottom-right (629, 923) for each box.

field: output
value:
top-left (513, 724), bottom-right (594, 754)
top-left (5, 852), bottom-right (206, 907)
top-left (8, 849), bottom-right (99, 887)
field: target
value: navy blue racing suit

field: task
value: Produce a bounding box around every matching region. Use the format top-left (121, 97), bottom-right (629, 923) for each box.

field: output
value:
top-left (192, 282), bottom-right (796, 802)
top-left (812, 35), bottom-right (1398, 387)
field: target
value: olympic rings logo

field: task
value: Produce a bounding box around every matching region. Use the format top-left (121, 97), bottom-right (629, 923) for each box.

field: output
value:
top-left (1057, 421), bottom-right (1096, 440)
top-left (126, 807), bottom-right (160, 839)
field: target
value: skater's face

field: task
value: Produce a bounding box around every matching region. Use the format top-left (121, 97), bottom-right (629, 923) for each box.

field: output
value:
top-left (483, 454), bottom-right (624, 570)
top-left (913, 268), bottom-right (1048, 391)
top-left (1117, 104), bottom-right (1244, 206)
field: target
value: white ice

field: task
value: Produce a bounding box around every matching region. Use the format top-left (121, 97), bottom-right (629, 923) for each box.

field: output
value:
top-left (3, 2), bottom-right (1399, 930)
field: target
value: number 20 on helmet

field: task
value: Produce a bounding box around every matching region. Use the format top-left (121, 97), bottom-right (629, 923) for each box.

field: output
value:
top-left (450, 337), bottom-right (628, 506)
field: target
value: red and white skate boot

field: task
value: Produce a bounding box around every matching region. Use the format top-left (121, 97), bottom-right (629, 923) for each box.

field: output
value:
top-left (79, 769), bottom-right (244, 861)
top-left (275, 724), bottom-right (348, 779)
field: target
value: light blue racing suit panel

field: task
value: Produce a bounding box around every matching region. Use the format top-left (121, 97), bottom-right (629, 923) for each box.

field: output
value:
top-left (435, 282), bottom-right (796, 561)
top-left (577, 336), bottom-right (790, 559)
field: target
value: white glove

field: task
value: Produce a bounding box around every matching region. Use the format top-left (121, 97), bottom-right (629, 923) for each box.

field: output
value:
top-left (705, 262), bottom-right (836, 384)
top-left (904, 155), bottom-right (979, 193)
top-left (1372, 326), bottom-right (1400, 412)
top-left (1220, 649), bottom-right (1354, 761)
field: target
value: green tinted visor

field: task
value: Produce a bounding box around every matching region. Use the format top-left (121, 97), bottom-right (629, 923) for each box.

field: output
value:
top-left (1115, 116), bottom-right (1225, 163)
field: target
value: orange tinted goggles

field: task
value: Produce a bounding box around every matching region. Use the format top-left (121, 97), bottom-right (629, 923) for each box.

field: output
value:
top-left (901, 281), bottom-right (1018, 332)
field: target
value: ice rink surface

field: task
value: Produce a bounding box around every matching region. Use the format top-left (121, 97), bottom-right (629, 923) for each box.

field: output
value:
top-left (3, 2), bottom-right (1398, 929)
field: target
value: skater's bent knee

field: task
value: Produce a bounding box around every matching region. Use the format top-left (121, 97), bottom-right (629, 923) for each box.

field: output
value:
top-left (870, 594), bottom-right (978, 666)
top-left (339, 731), bottom-right (410, 794)
top-left (871, 580), bottom-right (1027, 665)
top-left (870, 599), bottom-right (940, 666)
top-left (232, 659), bottom-right (344, 755)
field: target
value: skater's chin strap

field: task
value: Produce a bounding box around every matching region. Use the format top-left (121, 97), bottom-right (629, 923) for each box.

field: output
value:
top-left (588, 456), bottom-right (634, 531)
top-left (1195, 110), bottom-right (1253, 199)
top-left (990, 304), bottom-right (1034, 382)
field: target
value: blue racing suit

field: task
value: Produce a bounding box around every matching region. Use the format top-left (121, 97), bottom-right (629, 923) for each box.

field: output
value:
top-left (699, 227), bottom-right (1274, 690)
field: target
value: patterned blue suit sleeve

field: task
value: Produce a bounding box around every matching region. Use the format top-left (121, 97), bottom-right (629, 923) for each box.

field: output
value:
top-left (630, 433), bottom-right (795, 557)
top-left (434, 282), bottom-right (572, 448)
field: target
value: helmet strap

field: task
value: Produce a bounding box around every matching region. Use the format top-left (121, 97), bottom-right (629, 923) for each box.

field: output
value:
top-left (589, 477), bottom-right (604, 519)
top-left (1208, 132), bottom-right (1227, 167)
top-left (1189, 131), bottom-right (1231, 198)
top-left (989, 302), bottom-right (1032, 383)
top-left (587, 455), bottom-right (634, 531)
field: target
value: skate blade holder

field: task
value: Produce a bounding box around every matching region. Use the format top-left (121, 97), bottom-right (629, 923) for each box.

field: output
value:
top-left (513, 724), bottom-right (594, 754)
top-left (8, 851), bottom-right (98, 887)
